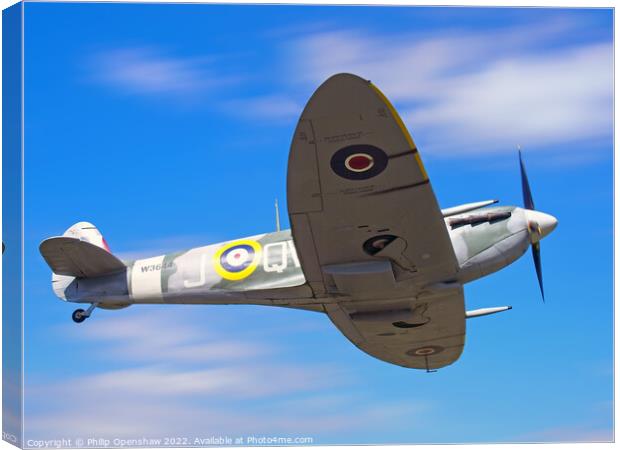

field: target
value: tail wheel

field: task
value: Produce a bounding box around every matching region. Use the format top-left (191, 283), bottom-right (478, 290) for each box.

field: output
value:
top-left (72, 309), bottom-right (87, 323)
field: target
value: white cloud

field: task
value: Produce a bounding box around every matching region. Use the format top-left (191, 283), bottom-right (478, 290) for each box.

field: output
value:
top-left (286, 24), bottom-right (613, 155)
top-left (91, 48), bottom-right (222, 99)
top-left (85, 22), bottom-right (612, 158)
top-left (26, 390), bottom-right (426, 441)
top-left (223, 94), bottom-right (302, 122)
top-left (64, 311), bottom-right (273, 364)
top-left (27, 309), bottom-right (428, 441)
top-left (32, 364), bottom-right (339, 400)
top-left (406, 43), bottom-right (612, 153)
top-left (26, 376), bottom-right (427, 440)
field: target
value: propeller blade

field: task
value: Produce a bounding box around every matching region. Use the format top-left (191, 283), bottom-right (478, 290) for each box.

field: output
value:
top-left (520, 149), bottom-right (546, 302)
top-left (519, 150), bottom-right (535, 210)
top-left (532, 242), bottom-right (544, 302)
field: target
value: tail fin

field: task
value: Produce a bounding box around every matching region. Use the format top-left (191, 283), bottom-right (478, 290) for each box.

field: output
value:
top-left (40, 222), bottom-right (126, 279)
top-left (62, 221), bottom-right (112, 252)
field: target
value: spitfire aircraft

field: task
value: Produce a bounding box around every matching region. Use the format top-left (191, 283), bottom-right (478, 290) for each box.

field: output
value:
top-left (40, 73), bottom-right (557, 371)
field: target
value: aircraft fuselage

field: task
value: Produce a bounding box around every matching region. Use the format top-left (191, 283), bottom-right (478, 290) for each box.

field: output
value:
top-left (52, 205), bottom-right (552, 311)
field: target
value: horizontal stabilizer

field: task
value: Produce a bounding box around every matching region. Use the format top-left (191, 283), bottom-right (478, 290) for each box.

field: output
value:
top-left (40, 237), bottom-right (126, 278)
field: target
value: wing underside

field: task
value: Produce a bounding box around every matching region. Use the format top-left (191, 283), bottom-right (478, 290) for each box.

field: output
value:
top-left (324, 288), bottom-right (465, 369)
top-left (286, 73), bottom-right (465, 368)
top-left (287, 73), bottom-right (459, 297)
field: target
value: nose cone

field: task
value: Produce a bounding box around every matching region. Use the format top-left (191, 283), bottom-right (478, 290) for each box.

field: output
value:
top-left (524, 210), bottom-right (558, 239)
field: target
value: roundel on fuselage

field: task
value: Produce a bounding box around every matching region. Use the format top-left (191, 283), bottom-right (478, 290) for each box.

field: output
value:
top-left (213, 240), bottom-right (262, 281)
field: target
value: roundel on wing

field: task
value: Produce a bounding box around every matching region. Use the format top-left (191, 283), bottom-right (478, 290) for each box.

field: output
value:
top-left (363, 235), bottom-right (398, 256)
top-left (330, 145), bottom-right (388, 180)
top-left (406, 345), bottom-right (445, 357)
top-left (213, 240), bottom-right (262, 281)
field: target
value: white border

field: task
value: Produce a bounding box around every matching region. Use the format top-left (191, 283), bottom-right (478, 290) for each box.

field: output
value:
top-left (0, 2), bottom-right (615, 450)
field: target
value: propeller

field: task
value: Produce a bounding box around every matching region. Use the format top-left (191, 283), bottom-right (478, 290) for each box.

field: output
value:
top-left (518, 149), bottom-right (545, 302)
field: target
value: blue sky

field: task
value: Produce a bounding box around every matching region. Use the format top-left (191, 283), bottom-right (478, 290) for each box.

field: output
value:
top-left (21, 3), bottom-right (612, 444)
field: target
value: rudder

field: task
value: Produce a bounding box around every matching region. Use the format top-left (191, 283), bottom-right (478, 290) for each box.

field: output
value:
top-left (62, 221), bottom-right (112, 252)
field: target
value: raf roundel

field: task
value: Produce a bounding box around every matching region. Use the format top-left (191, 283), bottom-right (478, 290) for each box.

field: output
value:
top-left (330, 144), bottom-right (388, 180)
top-left (213, 239), bottom-right (262, 281)
top-left (345, 153), bottom-right (375, 172)
top-left (406, 345), bottom-right (445, 357)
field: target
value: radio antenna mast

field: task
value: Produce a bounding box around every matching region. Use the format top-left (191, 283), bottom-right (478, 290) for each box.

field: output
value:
top-left (275, 198), bottom-right (281, 232)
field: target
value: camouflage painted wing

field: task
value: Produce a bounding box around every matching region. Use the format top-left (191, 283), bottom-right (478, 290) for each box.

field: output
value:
top-left (287, 73), bottom-right (464, 368)
top-left (287, 73), bottom-right (459, 295)
top-left (324, 288), bottom-right (465, 370)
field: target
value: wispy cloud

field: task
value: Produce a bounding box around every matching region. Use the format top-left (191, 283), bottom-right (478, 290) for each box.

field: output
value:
top-left (222, 94), bottom-right (302, 123)
top-left (32, 364), bottom-right (338, 400)
top-left (284, 21), bottom-right (612, 156)
top-left (86, 20), bottom-right (612, 160)
top-left (178, 19), bottom-right (611, 157)
top-left (404, 43), bottom-right (612, 153)
top-left (90, 47), bottom-right (229, 100)
top-left (26, 309), bottom-right (426, 441)
top-left (63, 311), bottom-right (274, 364)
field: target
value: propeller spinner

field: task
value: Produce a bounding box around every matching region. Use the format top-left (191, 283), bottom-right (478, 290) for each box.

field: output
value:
top-left (519, 150), bottom-right (558, 301)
